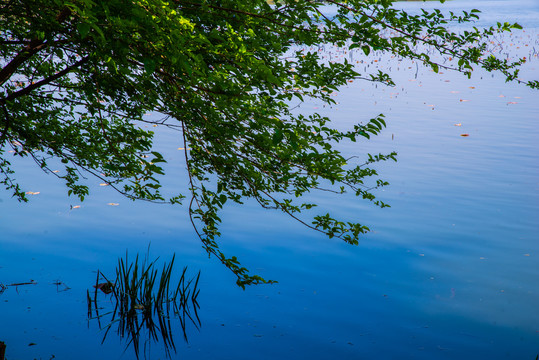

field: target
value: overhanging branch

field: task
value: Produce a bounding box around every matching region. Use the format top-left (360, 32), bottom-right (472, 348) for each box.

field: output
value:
top-left (1, 56), bottom-right (90, 104)
top-left (0, 103), bottom-right (11, 146)
top-left (0, 7), bottom-right (72, 87)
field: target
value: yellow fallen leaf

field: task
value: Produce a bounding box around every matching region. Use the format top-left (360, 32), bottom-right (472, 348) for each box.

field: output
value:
top-left (460, 134), bottom-right (470, 137)
top-left (469, 86), bottom-right (475, 89)
top-left (99, 183), bottom-right (109, 186)
top-left (52, 170), bottom-right (59, 173)
top-left (454, 123), bottom-right (462, 126)
top-left (72, 205), bottom-right (81, 209)
top-left (107, 203), bottom-right (119, 206)
top-left (25, 191), bottom-right (40, 195)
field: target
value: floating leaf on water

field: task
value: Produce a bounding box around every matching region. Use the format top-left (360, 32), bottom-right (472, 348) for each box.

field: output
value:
top-left (460, 134), bottom-right (470, 137)
top-left (25, 191), bottom-right (40, 195)
top-left (107, 203), bottom-right (119, 206)
top-left (94, 282), bottom-right (113, 294)
top-left (459, 99), bottom-right (470, 102)
top-left (507, 101), bottom-right (518, 104)
top-left (71, 205), bottom-right (81, 209)
top-left (99, 183), bottom-right (109, 186)
top-left (454, 123), bottom-right (462, 126)
top-left (469, 86), bottom-right (476, 89)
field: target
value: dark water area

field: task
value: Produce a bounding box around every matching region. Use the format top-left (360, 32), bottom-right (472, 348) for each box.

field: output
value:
top-left (1, 1), bottom-right (538, 359)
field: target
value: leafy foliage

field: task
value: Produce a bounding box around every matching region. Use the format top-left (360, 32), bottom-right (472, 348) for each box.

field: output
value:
top-left (0, 0), bottom-right (536, 286)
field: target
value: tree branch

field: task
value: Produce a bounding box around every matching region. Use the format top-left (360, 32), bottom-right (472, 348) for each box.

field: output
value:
top-left (1, 56), bottom-right (90, 104)
top-left (0, 7), bottom-right (72, 87)
top-left (0, 102), bottom-right (11, 146)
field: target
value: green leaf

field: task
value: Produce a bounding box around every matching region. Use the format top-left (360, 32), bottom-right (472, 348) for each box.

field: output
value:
top-left (77, 23), bottom-right (91, 38)
top-left (272, 129), bottom-right (283, 145)
top-left (362, 45), bottom-right (371, 56)
top-left (144, 58), bottom-right (157, 74)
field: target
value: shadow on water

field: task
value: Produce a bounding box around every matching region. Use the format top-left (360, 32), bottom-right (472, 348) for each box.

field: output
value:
top-left (87, 252), bottom-right (201, 359)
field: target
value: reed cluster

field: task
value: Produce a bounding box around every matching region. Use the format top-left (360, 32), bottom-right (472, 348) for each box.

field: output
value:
top-left (88, 252), bottom-right (200, 359)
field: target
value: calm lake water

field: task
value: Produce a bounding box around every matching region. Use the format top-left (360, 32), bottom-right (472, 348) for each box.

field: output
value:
top-left (1, 1), bottom-right (538, 359)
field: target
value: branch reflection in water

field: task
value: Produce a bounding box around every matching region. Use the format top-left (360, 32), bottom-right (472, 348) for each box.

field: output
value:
top-left (87, 252), bottom-right (201, 359)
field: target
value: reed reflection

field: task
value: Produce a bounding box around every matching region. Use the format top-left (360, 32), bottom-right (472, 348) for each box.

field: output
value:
top-left (87, 252), bottom-right (201, 359)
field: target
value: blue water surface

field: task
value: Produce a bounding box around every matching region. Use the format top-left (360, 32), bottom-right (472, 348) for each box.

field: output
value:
top-left (1, 1), bottom-right (538, 359)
